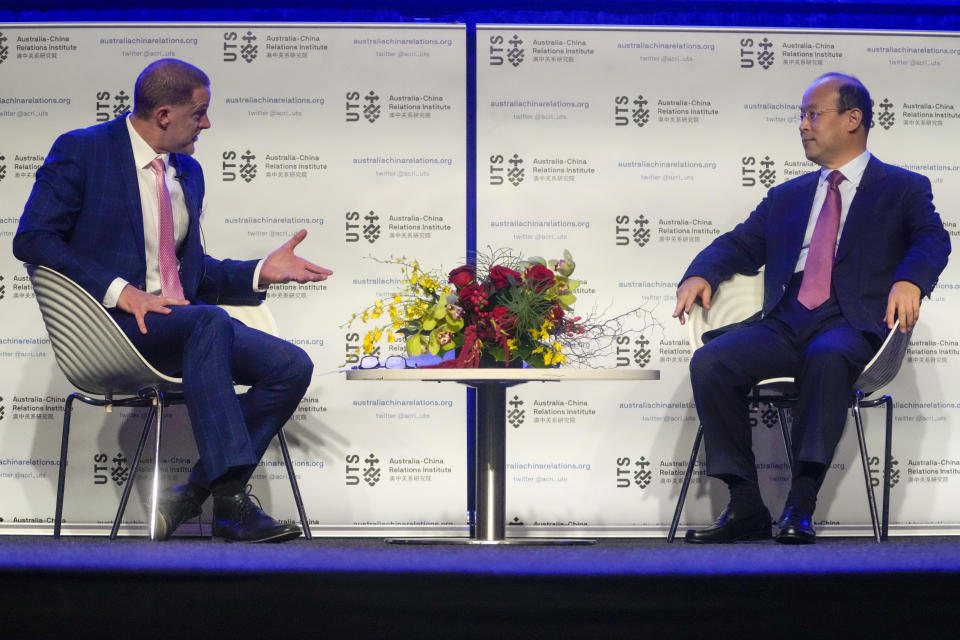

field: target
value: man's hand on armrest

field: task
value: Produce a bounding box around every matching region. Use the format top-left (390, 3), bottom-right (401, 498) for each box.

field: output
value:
top-left (673, 276), bottom-right (712, 326)
top-left (885, 280), bottom-right (922, 334)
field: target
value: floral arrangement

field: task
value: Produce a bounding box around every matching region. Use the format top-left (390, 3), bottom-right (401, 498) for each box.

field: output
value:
top-left (345, 249), bottom-right (585, 368)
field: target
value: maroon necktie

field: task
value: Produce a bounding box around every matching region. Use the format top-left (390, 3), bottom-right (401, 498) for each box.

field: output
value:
top-left (797, 170), bottom-right (846, 310)
top-left (150, 158), bottom-right (186, 301)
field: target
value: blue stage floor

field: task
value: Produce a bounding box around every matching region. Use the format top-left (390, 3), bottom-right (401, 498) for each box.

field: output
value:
top-left (3, 534), bottom-right (960, 576)
top-left (3, 536), bottom-right (959, 637)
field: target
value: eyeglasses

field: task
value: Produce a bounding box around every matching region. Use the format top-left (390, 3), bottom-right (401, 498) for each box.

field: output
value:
top-left (793, 108), bottom-right (847, 125)
top-left (358, 355), bottom-right (417, 369)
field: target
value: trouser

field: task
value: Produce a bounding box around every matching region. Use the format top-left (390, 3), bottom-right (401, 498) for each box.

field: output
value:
top-left (111, 303), bottom-right (313, 487)
top-left (689, 274), bottom-right (879, 482)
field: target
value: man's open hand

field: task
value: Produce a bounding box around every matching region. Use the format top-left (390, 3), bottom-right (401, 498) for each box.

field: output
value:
top-left (259, 229), bottom-right (333, 287)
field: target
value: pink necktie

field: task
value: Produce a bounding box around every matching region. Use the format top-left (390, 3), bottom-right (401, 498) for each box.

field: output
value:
top-left (797, 170), bottom-right (846, 310)
top-left (150, 158), bottom-right (186, 301)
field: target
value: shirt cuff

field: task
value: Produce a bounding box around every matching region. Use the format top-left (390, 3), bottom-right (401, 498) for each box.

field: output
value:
top-left (103, 277), bottom-right (129, 308)
top-left (253, 259), bottom-right (268, 292)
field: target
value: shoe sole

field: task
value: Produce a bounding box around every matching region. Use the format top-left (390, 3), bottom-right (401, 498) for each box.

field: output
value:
top-left (154, 505), bottom-right (202, 541)
top-left (685, 531), bottom-right (772, 544)
top-left (215, 527), bottom-right (303, 543)
top-left (775, 533), bottom-right (816, 545)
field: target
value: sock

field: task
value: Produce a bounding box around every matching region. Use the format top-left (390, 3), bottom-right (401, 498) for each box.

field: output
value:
top-left (209, 470), bottom-right (245, 498)
top-left (785, 462), bottom-right (827, 515)
top-left (185, 481), bottom-right (211, 502)
top-left (719, 474), bottom-right (765, 514)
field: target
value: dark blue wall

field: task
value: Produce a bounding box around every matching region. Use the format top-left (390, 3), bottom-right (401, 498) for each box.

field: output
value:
top-left (1, 1), bottom-right (959, 31)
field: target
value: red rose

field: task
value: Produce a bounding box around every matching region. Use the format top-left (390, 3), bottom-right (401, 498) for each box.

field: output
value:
top-left (491, 306), bottom-right (517, 334)
top-left (547, 304), bottom-right (565, 324)
top-left (488, 265), bottom-right (521, 290)
top-left (525, 264), bottom-right (555, 293)
top-left (448, 265), bottom-right (476, 289)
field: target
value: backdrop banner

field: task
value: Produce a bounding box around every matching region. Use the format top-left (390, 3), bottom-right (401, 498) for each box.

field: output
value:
top-left (476, 25), bottom-right (960, 537)
top-left (0, 23), bottom-right (468, 536)
top-left (1, 23), bottom-right (958, 537)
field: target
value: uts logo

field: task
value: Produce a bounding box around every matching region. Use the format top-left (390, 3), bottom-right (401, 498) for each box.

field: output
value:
top-left (632, 335), bottom-right (651, 367)
top-left (345, 91), bottom-right (381, 123)
top-left (507, 395), bottom-right (525, 428)
top-left (489, 153), bottom-right (524, 186)
top-left (741, 155), bottom-right (776, 188)
top-left (346, 453), bottom-right (381, 486)
top-left (0, 32), bottom-right (8, 65)
top-left (0, 153), bottom-right (6, 182)
top-left (0, 395), bottom-right (4, 421)
top-left (869, 455), bottom-right (900, 489)
top-left (614, 95), bottom-right (650, 127)
top-left (616, 456), bottom-right (652, 489)
top-left (753, 401), bottom-right (779, 429)
top-left (739, 37), bottom-right (775, 70)
top-left (93, 452), bottom-right (130, 486)
top-left (344, 210), bottom-right (381, 243)
top-left (614, 335), bottom-right (651, 368)
top-left (614, 215), bottom-right (650, 247)
top-left (343, 332), bottom-right (370, 366)
top-left (489, 34), bottom-right (524, 67)
top-left (877, 98), bottom-right (896, 130)
top-left (223, 31), bottom-right (258, 63)
top-left (94, 90), bottom-right (132, 123)
top-left (0, 275), bottom-right (5, 300)
top-left (221, 150), bottom-right (257, 183)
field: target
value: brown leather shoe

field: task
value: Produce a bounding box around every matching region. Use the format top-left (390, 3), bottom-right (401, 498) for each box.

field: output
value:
top-left (685, 505), bottom-right (772, 544)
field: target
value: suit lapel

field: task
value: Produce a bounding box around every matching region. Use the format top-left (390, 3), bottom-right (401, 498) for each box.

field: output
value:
top-left (107, 116), bottom-right (146, 261)
top-left (781, 171), bottom-right (820, 267)
top-left (836, 156), bottom-right (887, 262)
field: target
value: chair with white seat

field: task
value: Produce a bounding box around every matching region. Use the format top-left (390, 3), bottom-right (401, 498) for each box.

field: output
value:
top-left (666, 272), bottom-right (908, 543)
top-left (26, 263), bottom-right (312, 541)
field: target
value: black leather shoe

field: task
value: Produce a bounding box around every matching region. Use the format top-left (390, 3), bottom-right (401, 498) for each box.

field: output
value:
top-left (685, 505), bottom-right (772, 544)
top-left (213, 490), bottom-right (302, 543)
top-left (776, 506), bottom-right (816, 544)
top-left (155, 483), bottom-right (207, 541)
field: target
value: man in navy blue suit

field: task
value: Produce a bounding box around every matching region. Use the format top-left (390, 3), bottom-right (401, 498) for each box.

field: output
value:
top-left (674, 73), bottom-right (950, 544)
top-left (14, 59), bottom-right (333, 542)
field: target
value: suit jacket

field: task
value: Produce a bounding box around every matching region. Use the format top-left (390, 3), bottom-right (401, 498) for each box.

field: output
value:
top-left (13, 115), bottom-right (263, 307)
top-left (682, 155), bottom-right (951, 339)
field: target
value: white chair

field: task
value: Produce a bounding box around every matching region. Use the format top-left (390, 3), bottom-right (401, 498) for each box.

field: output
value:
top-left (667, 272), bottom-right (908, 543)
top-left (26, 264), bottom-right (312, 541)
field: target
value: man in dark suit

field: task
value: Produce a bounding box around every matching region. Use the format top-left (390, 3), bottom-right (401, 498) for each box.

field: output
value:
top-left (14, 59), bottom-right (333, 542)
top-left (673, 72), bottom-right (950, 544)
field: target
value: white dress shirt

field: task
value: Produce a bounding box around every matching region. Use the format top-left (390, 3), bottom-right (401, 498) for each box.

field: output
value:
top-left (793, 149), bottom-right (872, 273)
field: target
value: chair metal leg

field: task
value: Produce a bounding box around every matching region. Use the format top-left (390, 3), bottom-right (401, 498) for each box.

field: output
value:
top-left (852, 392), bottom-right (882, 543)
top-left (277, 429), bottom-right (312, 540)
top-left (881, 394), bottom-right (893, 541)
top-left (54, 394), bottom-right (76, 538)
top-left (775, 406), bottom-right (795, 472)
top-left (667, 423), bottom-right (703, 543)
top-left (149, 389), bottom-right (165, 541)
top-left (111, 403), bottom-right (156, 540)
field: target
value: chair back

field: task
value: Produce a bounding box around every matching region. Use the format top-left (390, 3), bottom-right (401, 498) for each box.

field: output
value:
top-left (854, 321), bottom-right (911, 396)
top-left (26, 264), bottom-right (180, 396)
top-left (687, 272), bottom-right (764, 351)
